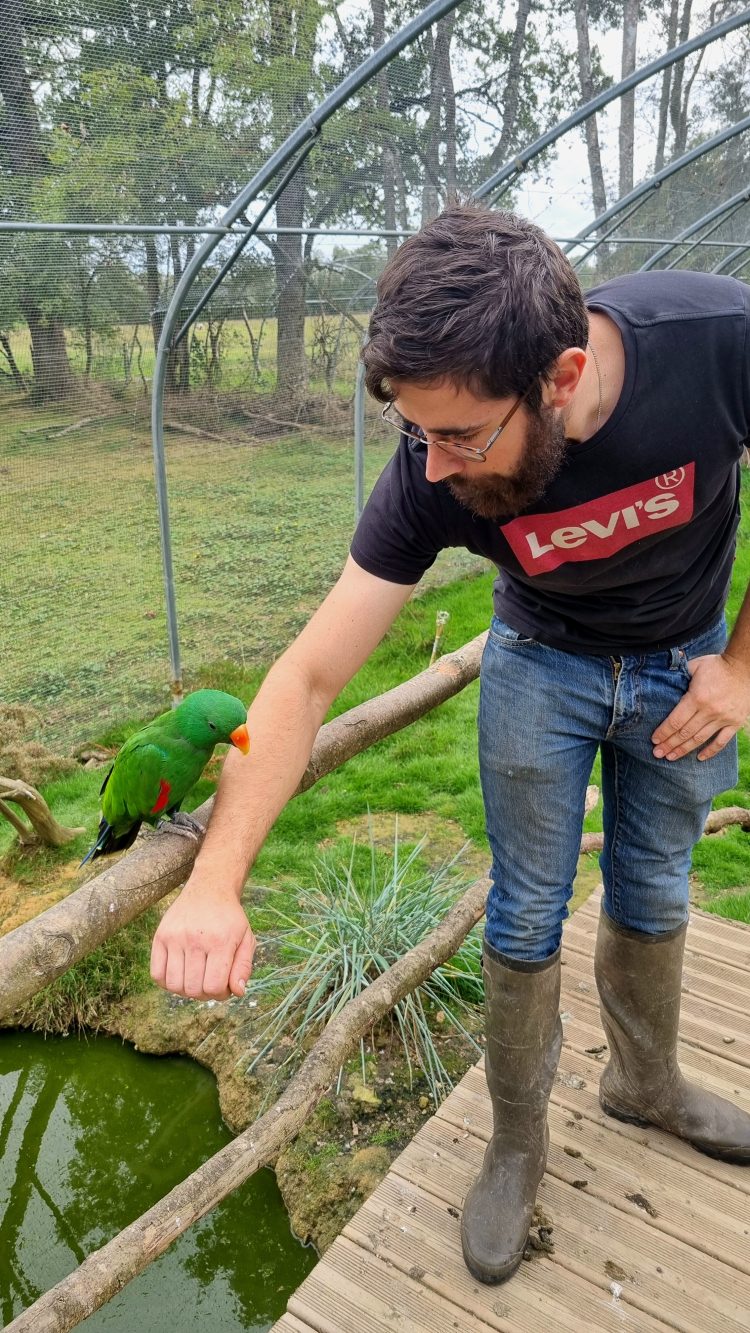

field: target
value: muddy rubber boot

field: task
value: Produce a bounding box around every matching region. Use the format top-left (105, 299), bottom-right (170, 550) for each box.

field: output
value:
top-left (595, 910), bottom-right (750, 1164)
top-left (460, 944), bottom-right (562, 1284)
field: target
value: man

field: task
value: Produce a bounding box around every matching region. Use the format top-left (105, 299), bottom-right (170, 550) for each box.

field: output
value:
top-left (151, 204), bottom-right (750, 1286)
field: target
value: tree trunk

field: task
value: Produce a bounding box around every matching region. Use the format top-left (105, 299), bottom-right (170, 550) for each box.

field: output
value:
top-left (443, 31), bottom-right (457, 200)
top-left (619, 0), bottom-right (639, 198)
top-left (420, 16), bottom-right (455, 225)
top-left (574, 0), bottom-right (607, 219)
top-left (654, 0), bottom-right (680, 172)
top-left (0, 778), bottom-right (85, 847)
top-left (394, 154), bottom-right (410, 233)
top-left (169, 234), bottom-right (190, 393)
top-left (274, 173), bottom-right (308, 405)
top-left (0, 0), bottom-right (74, 402)
top-left (372, 0), bottom-right (398, 257)
top-left (486, 0), bottom-right (533, 171)
top-left (670, 0), bottom-right (693, 157)
top-left (18, 302), bottom-right (75, 404)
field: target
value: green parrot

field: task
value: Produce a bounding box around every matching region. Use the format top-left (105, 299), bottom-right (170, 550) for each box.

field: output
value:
top-left (80, 689), bottom-right (250, 865)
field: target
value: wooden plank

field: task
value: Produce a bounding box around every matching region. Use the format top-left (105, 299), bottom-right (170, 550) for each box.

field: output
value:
top-left (471, 1058), bottom-right (750, 1199)
top-left (557, 1016), bottom-right (750, 1112)
top-left (556, 964), bottom-right (750, 1067)
top-left (289, 1234), bottom-right (497, 1332)
top-left (272, 1315), bottom-right (318, 1333)
top-left (298, 1231), bottom-right (655, 1333)
top-left (442, 1075), bottom-right (750, 1273)
top-left (561, 940), bottom-right (750, 1017)
top-left (563, 916), bottom-right (750, 980)
top-left (377, 1138), bottom-right (749, 1333)
top-left (570, 895), bottom-right (750, 969)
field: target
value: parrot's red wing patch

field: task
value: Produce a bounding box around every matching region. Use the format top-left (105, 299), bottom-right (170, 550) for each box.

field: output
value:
top-left (150, 778), bottom-right (172, 815)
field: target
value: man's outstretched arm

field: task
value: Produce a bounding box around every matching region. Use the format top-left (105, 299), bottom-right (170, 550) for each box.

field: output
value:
top-left (150, 557), bottom-right (416, 1001)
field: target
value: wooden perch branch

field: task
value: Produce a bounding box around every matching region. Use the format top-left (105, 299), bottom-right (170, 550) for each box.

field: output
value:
top-left (0, 778), bottom-right (85, 848)
top-left (0, 633), bottom-right (487, 1022)
top-left (4, 874), bottom-right (490, 1333)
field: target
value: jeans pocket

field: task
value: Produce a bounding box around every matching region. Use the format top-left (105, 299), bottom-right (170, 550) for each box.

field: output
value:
top-left (674, 616), bottom-right (728, 682)
top-left (489, 615), bottom-right (536, 647)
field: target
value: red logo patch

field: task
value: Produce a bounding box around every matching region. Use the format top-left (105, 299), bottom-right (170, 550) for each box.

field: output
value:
top-left (500, 463), bottom-right (695, 576)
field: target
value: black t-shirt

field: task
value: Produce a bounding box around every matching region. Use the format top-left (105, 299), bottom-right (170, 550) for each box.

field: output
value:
top-left (351, 270), bottom-right (750, 655)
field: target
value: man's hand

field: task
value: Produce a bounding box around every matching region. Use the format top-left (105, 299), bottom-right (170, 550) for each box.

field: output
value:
top-left (652, 652), bottom-right (750, 761)
top-left (150, 882), bottom-right (257, 1001)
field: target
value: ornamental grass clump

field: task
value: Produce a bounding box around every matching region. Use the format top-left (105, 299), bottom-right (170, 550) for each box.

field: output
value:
top-left (243, 830), bottom-right (484, 1104)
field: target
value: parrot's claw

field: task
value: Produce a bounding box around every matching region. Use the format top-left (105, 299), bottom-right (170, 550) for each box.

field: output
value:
top-left (157, 812), bottom-right (205, 842)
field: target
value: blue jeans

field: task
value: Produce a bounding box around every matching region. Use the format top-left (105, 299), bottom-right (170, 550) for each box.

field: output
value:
top-left (479, 615), bottom-right (738, 961)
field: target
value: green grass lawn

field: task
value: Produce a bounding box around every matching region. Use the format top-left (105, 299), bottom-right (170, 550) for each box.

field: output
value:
top-left (1, 395), bottom-right (392, 747)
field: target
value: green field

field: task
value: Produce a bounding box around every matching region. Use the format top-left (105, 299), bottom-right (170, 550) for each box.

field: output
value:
top-left (2, 404), bottom-right (480, 747)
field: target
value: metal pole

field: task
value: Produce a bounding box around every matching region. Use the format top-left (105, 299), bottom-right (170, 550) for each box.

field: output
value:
top-left (571, 193), bottom-right (654, 269)
top-left (354, 356), bottom-right (366, 524)
top-left (150, 0), bottom-right (464, 703)
top-left (0, 221), bottom-right (743, 250)
top-left (640, 188), bottom-right (750, 270)
top-left (0, 221), bottom-right (417, 238)
top-left (473, 9), bottom-right (750, 202)
top-left (712, 242), bottom-right (750, 274)
top-left (563, 115), bottom-right (750, 258)
top-left (664, 208), bottom-right (746, 270)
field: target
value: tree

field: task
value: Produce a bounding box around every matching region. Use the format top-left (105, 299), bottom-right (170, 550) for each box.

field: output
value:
top-left (0, 0), bottom-right (75, 401)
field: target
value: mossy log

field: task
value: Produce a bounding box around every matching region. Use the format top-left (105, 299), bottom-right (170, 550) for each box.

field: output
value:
top-left (4, 873), bottom-right (490, 1332)
top-left (0, 632), bottom-right (488, 1022)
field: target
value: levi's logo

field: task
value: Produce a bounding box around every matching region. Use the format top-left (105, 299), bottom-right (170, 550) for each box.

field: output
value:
top-left (501, 464), bottom-right (695, 576)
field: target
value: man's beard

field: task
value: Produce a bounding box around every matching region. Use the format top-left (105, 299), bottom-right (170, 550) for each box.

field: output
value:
top-left (446, 407), bottom-right (569, 521)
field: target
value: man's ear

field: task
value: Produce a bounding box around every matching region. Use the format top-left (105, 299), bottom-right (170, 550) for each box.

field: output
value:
top-left (543, 348), bottom-right (587, 410)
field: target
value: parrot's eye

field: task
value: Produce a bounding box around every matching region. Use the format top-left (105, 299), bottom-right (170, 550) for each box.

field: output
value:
top-left (208, 721), bottom-right (217, 731)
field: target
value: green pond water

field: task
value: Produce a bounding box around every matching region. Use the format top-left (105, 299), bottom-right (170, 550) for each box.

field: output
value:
top-left (0, 1029), bottom-right (317, 1330)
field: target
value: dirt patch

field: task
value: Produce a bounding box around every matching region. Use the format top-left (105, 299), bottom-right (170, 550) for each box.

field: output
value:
top-left (329, 812), bottom-right (490, 882)
top-left (0, 861), bottom-right (81, 936)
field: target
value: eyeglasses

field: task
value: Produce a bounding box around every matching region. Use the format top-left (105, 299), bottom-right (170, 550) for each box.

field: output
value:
top-left (381, 382), bottom-right (536, 462)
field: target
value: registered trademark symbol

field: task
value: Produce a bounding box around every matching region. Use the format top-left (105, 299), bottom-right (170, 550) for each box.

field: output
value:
top-left (655, 468), bottom-right (686, 490)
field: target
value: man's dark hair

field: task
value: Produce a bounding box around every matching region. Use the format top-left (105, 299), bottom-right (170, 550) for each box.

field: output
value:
top-left (363, 204), bottom-right (589, 413)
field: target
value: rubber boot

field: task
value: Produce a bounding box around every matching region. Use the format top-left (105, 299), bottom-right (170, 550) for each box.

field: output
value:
top-left (595, 909), bottom-right (750, 1164)
top-left (460, 943), bottom-right (562, 1284)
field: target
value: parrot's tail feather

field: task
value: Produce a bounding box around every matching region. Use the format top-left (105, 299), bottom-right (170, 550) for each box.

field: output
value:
top-left (79, 816), bottom-right (141, 866)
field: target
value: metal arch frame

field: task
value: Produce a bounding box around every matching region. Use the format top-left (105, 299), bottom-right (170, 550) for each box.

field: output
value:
top-left (639, 187), bottom-right (750, 270)
top-left (472, 8), bottom-right (750, 204)
top-left (150, 0), bottom-right (464, 699)
top-left (713, 243), bottom-right (750, 273)
top-left (564, 116), bottom-right (750, 269)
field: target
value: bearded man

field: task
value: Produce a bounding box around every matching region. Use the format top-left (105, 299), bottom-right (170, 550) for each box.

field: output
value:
top-left (152, 204), bottom-right (750, 1284)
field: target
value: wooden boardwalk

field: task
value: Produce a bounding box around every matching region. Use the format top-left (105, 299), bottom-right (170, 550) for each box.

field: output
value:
top-left (272, 891), bottom-right (750, 1333)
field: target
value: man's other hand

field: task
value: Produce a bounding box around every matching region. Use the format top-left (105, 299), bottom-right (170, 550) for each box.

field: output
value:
top-left (652, 652), bottom-right (750, 761)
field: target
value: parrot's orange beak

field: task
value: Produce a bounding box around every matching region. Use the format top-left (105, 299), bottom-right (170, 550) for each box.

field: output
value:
top-left (229, 723), bottom-right (250, 755)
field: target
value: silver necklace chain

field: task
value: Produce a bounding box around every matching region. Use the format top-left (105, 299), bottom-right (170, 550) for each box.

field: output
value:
top-left (588, 340), bottom-right (603, 434)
